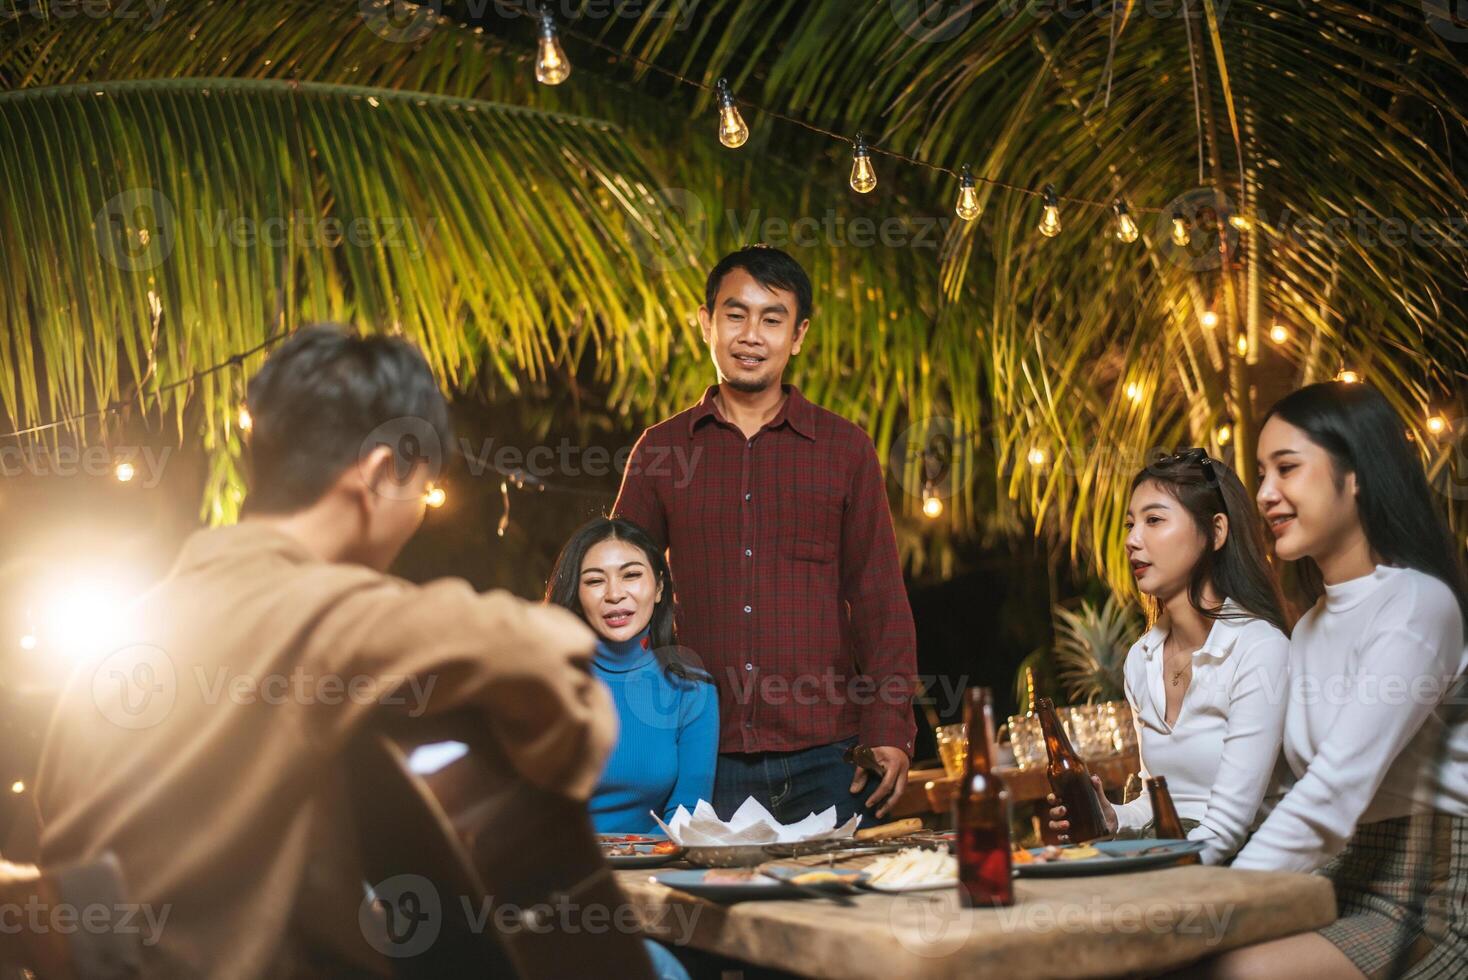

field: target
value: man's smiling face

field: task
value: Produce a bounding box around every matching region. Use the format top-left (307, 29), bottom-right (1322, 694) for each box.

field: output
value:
top-left (699, 266), bottom-right (810, 393)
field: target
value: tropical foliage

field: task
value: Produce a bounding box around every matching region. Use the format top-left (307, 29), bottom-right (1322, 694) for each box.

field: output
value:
top-left (0, 0), bottom-right (1463, 588)
top-left (1049, 596), bottom-right (1141, 704)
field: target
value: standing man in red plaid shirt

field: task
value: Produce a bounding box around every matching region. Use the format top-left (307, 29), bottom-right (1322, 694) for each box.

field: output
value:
top-left (613, 246), bottom-right (917, 825)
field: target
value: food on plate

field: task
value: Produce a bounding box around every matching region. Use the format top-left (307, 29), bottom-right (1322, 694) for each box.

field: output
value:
top-left (1010, 849), bottom-right (1034, 864)
top-left (862, 846), bottom-right (957, 887)
top-left (702, 869), bottom-right (758, 885)
top-left (1015, 844), bottom-right (1101, 864)
top-left (789, 870), bottom-right (851, 886)
top-left (1058, 845), bottom-right (1103, 861)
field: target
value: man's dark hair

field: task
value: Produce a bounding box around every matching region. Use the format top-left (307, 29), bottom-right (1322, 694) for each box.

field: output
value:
top-left (242, 324), bottom-right (452, 514)
top-left (703, 245), bottom-right (813, 325)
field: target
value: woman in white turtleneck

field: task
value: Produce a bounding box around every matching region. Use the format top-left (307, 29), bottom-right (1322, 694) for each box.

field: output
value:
top-left (1193, 382), bottom-right (1468, 980)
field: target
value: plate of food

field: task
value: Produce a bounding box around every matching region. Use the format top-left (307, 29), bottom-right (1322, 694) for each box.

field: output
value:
top-left (859, 846), bottom-right (958, 893)
top-left (653, 867), bottom-right (866, 902)
top-left (1011, 838), bottom-right (1204, 877)
top-left (598, 833), bottom-right (686, 868)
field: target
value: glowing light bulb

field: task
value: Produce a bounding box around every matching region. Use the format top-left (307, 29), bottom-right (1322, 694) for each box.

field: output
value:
top-left (535, 10), bottom-right (570, 86)
top-left (1200, 310), bottom-right (1219, 329)
top-left (849, 134), bottom-right (876, 194)
top-left (9, 781), bottom-right (22, 795)
top-left (1236, 336), bottom-right (1250, 356)
top-left (1113, 199), bottom-right (1139, 243)
top-left (1125, 382), bottom-right (1142, 402)
top-left (424, 484), bottom-right (447, 508)
top-left (114, 461), bottom-right (136, 483)
top-left (1171, 210), bottom-right (1191, 247)
top-left (1337, 370), bottom-right (1361, 384)
top-left (237, 405), bottom-right (253, 431)
top-left (715, 78), bottom-right (748, 148)
top-left (955, 165), bottom-right (982, 221)
top-left (1027, 447), bottom-right (1048, 467)
top-left (1426, 415), bottom-right (1448, 435)
top-left (1038, 185), bottom-right (1062, 238)
top-left (19, 634), bottom-right (37, 651)
top-left (1269, 323), bottom-right (1289, 345)
top-left (922, 484), bottom-right (944, 519)
top-left (1217, 424), bottom-right (1232, 445)
top-left (1229, 214), bottom-right (1251, 231)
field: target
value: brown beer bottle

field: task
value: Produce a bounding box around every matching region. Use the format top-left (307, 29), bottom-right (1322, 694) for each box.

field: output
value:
top-left (954, 687), bottom-right (1014, 906)
top-left (1145, 776), bottom-right (1200, 865)
top-left (1035, 698), bottom-right (1109, 844)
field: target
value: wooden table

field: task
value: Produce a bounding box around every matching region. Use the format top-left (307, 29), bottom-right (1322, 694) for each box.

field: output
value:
top-left (890, 749), bottom-right (1142, 820)
top-left (618, 853), bottom-right (1336, 979)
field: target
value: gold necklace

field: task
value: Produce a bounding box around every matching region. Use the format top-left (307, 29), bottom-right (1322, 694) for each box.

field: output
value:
top-left (1163, 638), bottom-right (1193, 687)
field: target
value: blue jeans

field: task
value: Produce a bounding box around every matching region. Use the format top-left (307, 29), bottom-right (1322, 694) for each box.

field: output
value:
top-left (712, 735), bottom-right (879, 827)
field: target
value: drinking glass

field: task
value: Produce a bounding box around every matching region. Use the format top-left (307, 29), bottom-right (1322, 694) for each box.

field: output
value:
top-left (936, 723), bottom-right (968, 779)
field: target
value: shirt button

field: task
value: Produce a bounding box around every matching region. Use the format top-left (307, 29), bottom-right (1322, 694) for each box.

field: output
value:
top-left (744, 548), bottom-right (752, 557)
top-left (744, 492), bottom-right (751, 501)
top-left (743, 604), bottom-right (752, 613)
top-left (746, 440), bottom-right (753, 448)
top-left (744, 663), bottom-right (753, 671)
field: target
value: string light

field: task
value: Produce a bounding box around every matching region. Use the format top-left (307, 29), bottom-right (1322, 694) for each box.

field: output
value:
top-left (534, 8), bottom-right (570, 86)
top-left (1229, 214), bottom-right (1251, 231)
top-left (1170, 210), bottom-right (1191, 247)
top-left (9, 781), bottom-right (22, 795)
top-left (423, 483), bottom-right (446, 508)
top-left (1038, 185), bottom-right (1062, 238)
top-left (114, 461), bottom-right (136, 483)
top-left (1236, 336), bottom-right (1250, 356)
top-left (921, 482), bottom-right (944, 519)
top-left (849, 133), bottom-right (877, 194)
top-left (1426, 415), bottom-right (1448, 435)
top-left (19, 634), bottom-right (37, 651)
top-left (1200, 309), bottom-right (1219, 329)
top-left (714, 78), bottom-right (748, 148)
top-left (1337, 370), bottom-right (1361, 384)
top-left (1269, 322), bottom-right (1289, 345)
top-left (1112, 199), bottom-right (1139, 243)
top-left (1217, 424), bottom-right (1232, 445)
top-left (955, 165), bottom-right (982, 221)
top-left (497, 480), bottom-right (511, 537)
top-left (1027, 447), bottom-right (1049, 466)
top-left (237, 405), bottom-right (253, 432)
top-left (1125, 382), bottom-right (1142, 402)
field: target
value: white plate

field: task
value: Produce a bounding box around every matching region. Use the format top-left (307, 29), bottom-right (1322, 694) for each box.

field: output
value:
top-left (861, 876), bottom-right (956, 893)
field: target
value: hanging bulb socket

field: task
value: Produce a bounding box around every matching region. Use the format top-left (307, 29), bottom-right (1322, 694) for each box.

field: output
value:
top-left (1113, 198), bottom-right (1139, 243)
top-left (715, 78), bottom-right (749, 148)
top-left (849, 133), bottom-right (877, 194)
top-left (535, 9), bottom-right (570, 86)
top-left (1038, 184), bottom-right (1062, 238)
top-left (955, 165), bottom-right (982, 221)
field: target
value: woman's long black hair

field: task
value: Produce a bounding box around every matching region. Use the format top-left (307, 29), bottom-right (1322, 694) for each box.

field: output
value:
top-left (1132, 449), bottom-right (1291, 635)
top-left (1265, 381), bottom-right (1468, 623)
top-left (545, 517), bottom-right (709, 683)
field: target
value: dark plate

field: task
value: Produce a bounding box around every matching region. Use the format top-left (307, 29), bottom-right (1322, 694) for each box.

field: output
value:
top-left (1013, 838), bottom-right (1205, 877)
top-left (598, 833), bottom-right (686, 869)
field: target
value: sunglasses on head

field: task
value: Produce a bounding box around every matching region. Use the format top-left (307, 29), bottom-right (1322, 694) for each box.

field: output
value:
top-left (1168, 446), bottom-right (1221, 489)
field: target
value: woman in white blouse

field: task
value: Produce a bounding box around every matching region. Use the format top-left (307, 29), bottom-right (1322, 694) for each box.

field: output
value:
top-left (1049, 448), bottom-right (1291, 864)
top-left (1198, 382), bottom-right (1468, 979)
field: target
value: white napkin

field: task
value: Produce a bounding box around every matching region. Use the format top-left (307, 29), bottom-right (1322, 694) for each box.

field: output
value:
top-left (651, 797), bottom-right (862, 846)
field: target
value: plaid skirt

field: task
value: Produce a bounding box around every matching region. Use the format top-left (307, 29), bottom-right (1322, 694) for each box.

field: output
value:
top-left (1317, 813), bottom-right (1468, 979)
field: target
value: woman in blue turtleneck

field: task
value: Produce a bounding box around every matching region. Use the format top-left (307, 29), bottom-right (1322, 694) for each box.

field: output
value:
top-left (546, 518), bottom-right (717, 833)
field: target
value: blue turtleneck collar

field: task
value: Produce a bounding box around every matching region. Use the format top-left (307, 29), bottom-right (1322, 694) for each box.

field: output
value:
top-left (593, 624), bottom-right (656, 673)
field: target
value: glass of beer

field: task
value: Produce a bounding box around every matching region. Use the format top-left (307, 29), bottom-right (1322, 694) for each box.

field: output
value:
top-left (936, 723), bottom-right (967, 779)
